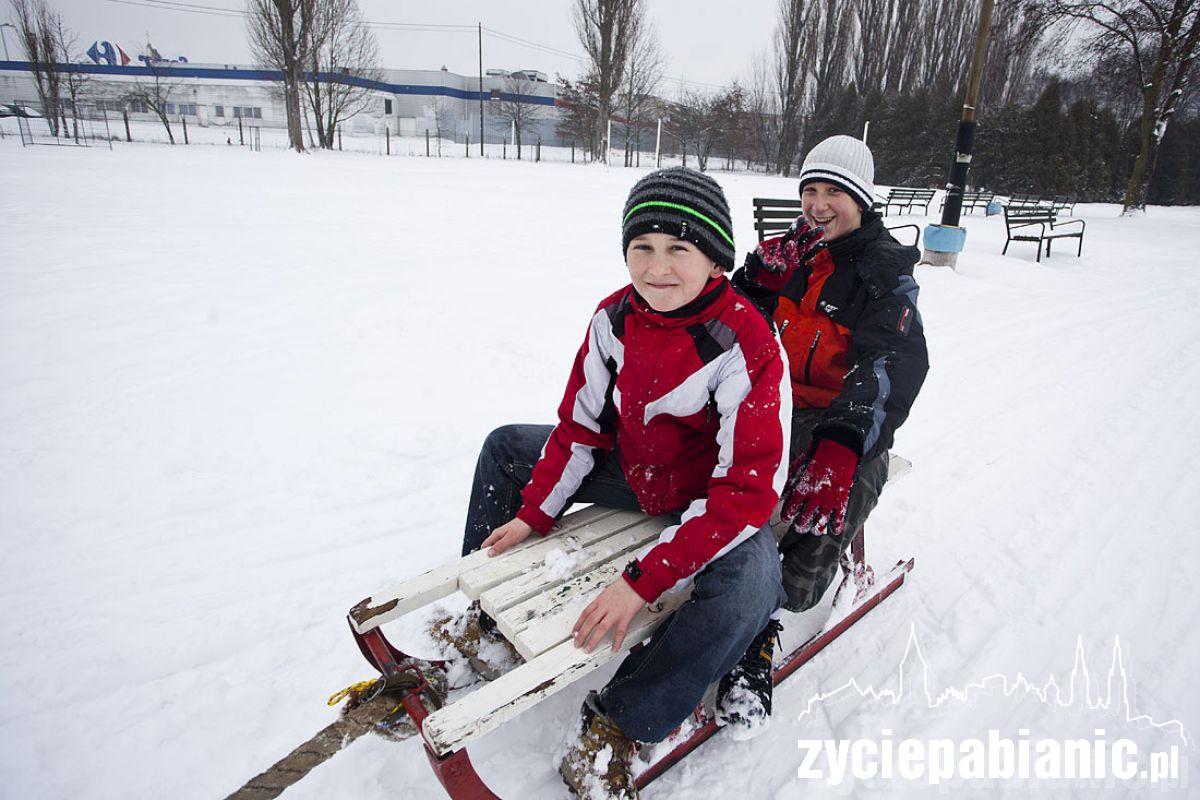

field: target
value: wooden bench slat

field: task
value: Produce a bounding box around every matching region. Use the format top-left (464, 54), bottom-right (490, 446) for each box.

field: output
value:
top-left (458, 509), bottom-right (647, 599)
top-left (479, 515), bottom-right (669, 623)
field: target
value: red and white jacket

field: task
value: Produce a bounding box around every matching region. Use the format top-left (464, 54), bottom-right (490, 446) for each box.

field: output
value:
top-left (516, 277), bottom-right (792, 604)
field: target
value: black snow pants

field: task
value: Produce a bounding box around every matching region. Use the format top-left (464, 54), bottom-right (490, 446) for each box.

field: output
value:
top-left (777, 408), bottom-right (890, 612)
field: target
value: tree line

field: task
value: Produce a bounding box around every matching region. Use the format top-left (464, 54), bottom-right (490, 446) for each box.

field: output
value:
top-left (561, 0), bottom-right (1199, 209)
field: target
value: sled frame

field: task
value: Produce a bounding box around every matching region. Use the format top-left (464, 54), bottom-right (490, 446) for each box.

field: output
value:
top-left (348, 454), bottom-right (914, 799)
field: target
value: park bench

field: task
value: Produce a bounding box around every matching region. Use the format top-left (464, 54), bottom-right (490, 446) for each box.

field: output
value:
top-left (1002, 205), bottom-right (1085, 262)
top-left (1007, 193), bottom-right (1048, 209)
top-left (1050, 195), bottom-right (1078, 215)
top-left (938, 190), bottom-right (994, 214)
top-left (878, 187), bottom-right (936, 216)
top-left (753, 197), bottom-right (922, 248)
top-left (345, 456), bottom-right (914, 798)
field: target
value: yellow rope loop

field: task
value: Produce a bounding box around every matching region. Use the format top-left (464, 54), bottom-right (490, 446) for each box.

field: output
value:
top-left (327, 679), bottom-right (381, 707)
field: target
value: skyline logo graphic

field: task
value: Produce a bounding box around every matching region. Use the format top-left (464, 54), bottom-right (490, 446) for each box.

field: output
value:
top-left (795, 624), bottom-right (1189, 747)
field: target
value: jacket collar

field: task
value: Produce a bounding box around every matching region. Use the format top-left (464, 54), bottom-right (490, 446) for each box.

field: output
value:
top-left (631, 276), bottom-right (730, 327)
top-left (824, 209), bottom-right (884, 261)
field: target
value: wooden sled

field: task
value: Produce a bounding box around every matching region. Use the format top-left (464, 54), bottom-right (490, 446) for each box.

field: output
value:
top-left (347, 455), bottom-right (915, 799)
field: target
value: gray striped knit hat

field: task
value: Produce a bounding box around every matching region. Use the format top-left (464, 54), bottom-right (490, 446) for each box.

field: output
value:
top-left (621, 167), bottom-right (736, 270)
top-left (798, 135), bottom-right (876, 211)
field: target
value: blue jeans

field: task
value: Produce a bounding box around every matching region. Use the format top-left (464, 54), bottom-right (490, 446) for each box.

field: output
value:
top-left (462, 424), bottom-right (787, 743)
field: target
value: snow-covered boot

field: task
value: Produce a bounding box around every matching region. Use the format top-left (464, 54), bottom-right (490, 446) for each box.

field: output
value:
top-left (429, 600), bottom-right (520, 681)
top-left (715, 618), bottom-right (782, 740)
top-left (559, 693), bottom-right (640, 800)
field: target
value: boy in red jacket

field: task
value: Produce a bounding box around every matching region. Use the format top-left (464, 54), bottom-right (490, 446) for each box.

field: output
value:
top-left (451, 168), bottom-right (790, 799)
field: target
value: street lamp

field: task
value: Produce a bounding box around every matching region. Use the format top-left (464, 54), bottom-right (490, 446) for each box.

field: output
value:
top-left (1, 22), bottom-right (16, 61)
top-left (920, 0), bottom-right (996, 268)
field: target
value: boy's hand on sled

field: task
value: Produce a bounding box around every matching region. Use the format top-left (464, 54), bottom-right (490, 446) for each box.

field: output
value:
top-left (483, 518), bottom-right (534, 556)
top-left (572, 579), bottom-right (645, 653)
top-left (781, 438), bottom-right (859, 537)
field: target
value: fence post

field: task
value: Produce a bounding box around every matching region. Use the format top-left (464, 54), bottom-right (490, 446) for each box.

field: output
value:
top-left (536, 138), bottom-right (541, 163)
top-left (123, 109), bottom-right (132, 142)
top-left (238, 115), bottom-right (244, 145)
top-left (338, 128), bottom-right (342, 150)
top-left (466, 134), bottom-right (470, 158)
top-left (571, 141), bottom-right (575, 163)
top-left (182, 115), bottom-right (189, 145)
top-left (503, 140), bottom-right (507, 159)
top-left (386, 125), bottom-right (390, 155)
top-left (426, 128), bottom-right (430, 157)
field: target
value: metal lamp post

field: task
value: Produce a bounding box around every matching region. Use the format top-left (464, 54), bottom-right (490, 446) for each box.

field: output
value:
top-left (920, 0), bottom-right (996, 268)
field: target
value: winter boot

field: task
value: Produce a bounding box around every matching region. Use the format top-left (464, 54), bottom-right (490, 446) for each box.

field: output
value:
top-left (559, 693), bottom-right (640, 800)
top-left (429, 600), bottom-right (520, 681)
top-left (715, 618), bottom-right (782, 740)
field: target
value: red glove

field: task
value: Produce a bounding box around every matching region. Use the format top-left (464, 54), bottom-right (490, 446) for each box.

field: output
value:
top-left (781, 438), bottom-right (859, 537)
top-left (742, 215), bottom-right (824, 293)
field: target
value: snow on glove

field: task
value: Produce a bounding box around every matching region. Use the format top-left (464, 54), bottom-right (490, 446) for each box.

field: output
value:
top-left (741, 215), bottom-right (825, 293)
top-left (781, 437), bottom-right (859, 537)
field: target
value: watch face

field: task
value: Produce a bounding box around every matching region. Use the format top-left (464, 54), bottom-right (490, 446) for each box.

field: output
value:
top-left (624, 560), bottom-right (643, 581)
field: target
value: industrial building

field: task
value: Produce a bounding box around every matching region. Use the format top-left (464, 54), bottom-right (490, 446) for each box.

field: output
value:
top-left (0, 56), bottom-right (562, 144)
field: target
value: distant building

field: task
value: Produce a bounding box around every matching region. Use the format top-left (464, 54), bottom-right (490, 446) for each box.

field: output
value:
top-left (0, 59), bottom-right (563, 144)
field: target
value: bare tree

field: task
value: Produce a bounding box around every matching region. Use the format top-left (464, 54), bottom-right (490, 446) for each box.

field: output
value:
top-left (1044, 0), bottom-right (1200, 212)
top-left (302, 0), bottom-right (381, 149)
top-left (51, 15), bottom-right (91, 143)
top-left (555, 72), bottom-right (601, 157)
top-left (746, 54), bottom-right (779, 171)
top-left (11, 0), bottom-right (64, 136)
top-left (246, 0), bottom-right (315, 152)
top-left (978, 0), bottom-right (1056, 108)
top-left (667, 84), bottom-right (744, 171)
top-left (773, 0), bottom-right (806, 174)
top-left (797, 0), bottom-right (856, 156)
top-left (429, 94), bottom-right (456, 155)
top-left (493, 74), bottom-right (547, 159)
top-left (125, 56), bottom-right (181, 144)
top-left (572, 0), bottom-right (642, 160)
top-left (618, 19), bottom-right (665, 166)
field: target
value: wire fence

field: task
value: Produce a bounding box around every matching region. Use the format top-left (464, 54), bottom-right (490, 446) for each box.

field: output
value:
top-left (0, 98), bottom-right (762, 174)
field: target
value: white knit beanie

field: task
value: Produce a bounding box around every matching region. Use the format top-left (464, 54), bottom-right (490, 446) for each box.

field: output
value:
top-left (797, 135), bottom-right (876, 211)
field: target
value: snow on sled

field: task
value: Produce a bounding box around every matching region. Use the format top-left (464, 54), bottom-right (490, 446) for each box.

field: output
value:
top-left (228, 456), bottom-right (915, 800)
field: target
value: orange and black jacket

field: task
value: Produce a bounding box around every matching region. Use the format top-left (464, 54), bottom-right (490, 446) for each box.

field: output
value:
top-left (732, 211), bottom-right (929, 462)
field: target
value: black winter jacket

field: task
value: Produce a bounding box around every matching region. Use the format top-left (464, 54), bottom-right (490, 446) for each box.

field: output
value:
top-left (732, 211), bottom-right (929, 462)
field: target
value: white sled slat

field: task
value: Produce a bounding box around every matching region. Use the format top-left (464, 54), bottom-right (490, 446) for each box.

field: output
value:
top-left (478, 515), bottom-right (669, 623)
top-left (509, 556), bottom-right (677, 660)
top-left (493, 557), bottom-right (623, 653)
top-left (457, 509), bottom-right (647, 599)
top-left (888, 453), bottom-right (912, 482)
top-left (348, 506), bottom-right (624, 633)
top-left (421, 591), bottom-right (688, 756)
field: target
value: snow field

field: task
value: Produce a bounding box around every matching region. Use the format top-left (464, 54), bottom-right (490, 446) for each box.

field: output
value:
top-left (1, 140), bottom-right (1198, 798)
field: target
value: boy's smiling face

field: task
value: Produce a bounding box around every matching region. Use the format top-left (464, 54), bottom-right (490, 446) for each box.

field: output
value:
top-left (801, 180), bottom-right (863, 242)
top-left (626, 233), bottom-right (723, 313)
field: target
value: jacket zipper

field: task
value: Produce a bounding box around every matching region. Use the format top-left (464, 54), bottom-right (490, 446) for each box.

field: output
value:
top-left (803, 330), bottom-right (822, 384)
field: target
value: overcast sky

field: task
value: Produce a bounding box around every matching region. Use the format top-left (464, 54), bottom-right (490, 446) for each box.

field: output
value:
top-left (17, 0), bottom-right (779, 90)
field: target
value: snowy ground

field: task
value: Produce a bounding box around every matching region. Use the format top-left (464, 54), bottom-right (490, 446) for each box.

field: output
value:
top-left (1, 140), bottom-right (1198, 799)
